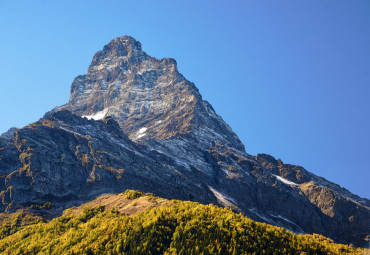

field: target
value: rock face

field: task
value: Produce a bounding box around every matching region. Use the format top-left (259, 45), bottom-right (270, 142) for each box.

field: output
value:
top-left (1, 36), bottom-right (369, 247)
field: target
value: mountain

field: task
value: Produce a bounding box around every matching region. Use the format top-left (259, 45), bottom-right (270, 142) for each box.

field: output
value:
top-left (0, 191), bottom-right (367, 254)
top-left (0, 36), bottom-right (369, 247)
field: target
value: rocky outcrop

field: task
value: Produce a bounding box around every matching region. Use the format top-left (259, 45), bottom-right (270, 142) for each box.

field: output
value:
top-left (1, 36), bottom-right (369, 247)
top-left (0, 112), bottom-right (217, 212)
top-left (51, 36), bottom-right (243, 151)
top-left (0, 127), bottom-right (18, 140)
top-left (256, 153), bottom-right (370, 246)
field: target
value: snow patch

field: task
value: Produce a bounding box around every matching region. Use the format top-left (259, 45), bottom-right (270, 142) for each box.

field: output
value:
top-left (82, 108), bottom-right (108, 120)
top-left (273, 175), bottom-right (298, 186)
top-left (138, 127), bottom-right (147, 134)
top-left (208, 186), bottom-right (235, 207)
top-left (270, 215), bottom-right (306, 234)
top-left (137, 127), bottom-right (147, 138)
top-left (271, 215), bottom-right (296, 225)
top-left (135, 127), bottom-right (148, 139)
top-left (248, 208), bottom-right (273, 223)
top-left (137, 133), bottom-right (146, 138)
top-left (248, 209), bottom-right (306, 234)
top-left (343, 196), bottom-right (370, 209)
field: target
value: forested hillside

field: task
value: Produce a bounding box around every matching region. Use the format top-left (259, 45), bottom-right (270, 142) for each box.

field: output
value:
top-left (0, 190), bottom-right (367, 254)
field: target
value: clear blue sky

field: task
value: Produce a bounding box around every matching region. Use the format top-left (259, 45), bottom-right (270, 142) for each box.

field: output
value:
top-left (1, 0), bottom-right (369, 198)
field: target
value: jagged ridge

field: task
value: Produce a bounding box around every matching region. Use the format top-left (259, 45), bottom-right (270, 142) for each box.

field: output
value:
top-left (0, 36), bottom-right (369, 247)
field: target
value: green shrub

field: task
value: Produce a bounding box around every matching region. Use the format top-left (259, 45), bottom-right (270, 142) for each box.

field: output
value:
top-left (124, 189), bottom-right (145, 199)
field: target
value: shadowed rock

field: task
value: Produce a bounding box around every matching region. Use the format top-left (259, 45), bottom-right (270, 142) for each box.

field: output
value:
top-left (1, 36), bottom-right (369, 247)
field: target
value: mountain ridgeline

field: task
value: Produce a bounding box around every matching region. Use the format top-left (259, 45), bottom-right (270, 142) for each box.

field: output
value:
top-left (0, 36), bottom-right (369, 247)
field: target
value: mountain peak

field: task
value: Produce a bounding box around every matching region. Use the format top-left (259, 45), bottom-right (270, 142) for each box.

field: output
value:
top-left (100, 36), bottom-right (142, 55)
top-left (88, 36), bottom-right (145, 72)
top-left (112, 35), bottom-right (142, 48)
top-left (1, 36), bottom-right (369, 247)
top-left (55, 36), bottom-right (244, 150)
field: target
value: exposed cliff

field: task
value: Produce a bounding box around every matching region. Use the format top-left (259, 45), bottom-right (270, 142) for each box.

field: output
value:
top-left (1, 36), bottom-right (369, 247)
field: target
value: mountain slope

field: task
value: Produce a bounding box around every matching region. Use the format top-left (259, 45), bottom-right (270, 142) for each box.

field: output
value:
top-left (52, 36), bottom-right (243, 150)
top-left (0, 36), bottom-right (369, 247)
top-left (0, 191), bottom-right (367, 255)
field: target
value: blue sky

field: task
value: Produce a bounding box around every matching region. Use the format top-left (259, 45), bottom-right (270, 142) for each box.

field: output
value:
top-left (0, 0), bottom-right (369, 198)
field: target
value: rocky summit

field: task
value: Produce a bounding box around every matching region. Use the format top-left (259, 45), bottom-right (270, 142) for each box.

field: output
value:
top-left (1, 36), bottom-right (369, 247)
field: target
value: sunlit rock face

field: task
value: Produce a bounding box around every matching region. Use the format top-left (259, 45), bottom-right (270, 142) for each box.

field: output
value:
top-left (54, 36), bottom-right (243, 151)
top-left (1, 36), bottom-right (369, 247)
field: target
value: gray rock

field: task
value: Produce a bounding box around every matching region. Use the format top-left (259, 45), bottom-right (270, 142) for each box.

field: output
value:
top-left (0, 127), bottom-right (18, 140)
top-left (1, 36), bottom-right (369, 247)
